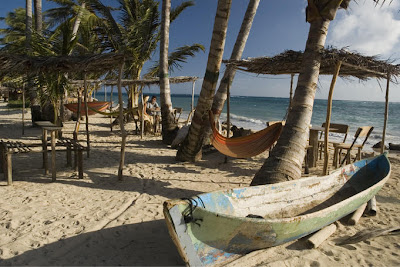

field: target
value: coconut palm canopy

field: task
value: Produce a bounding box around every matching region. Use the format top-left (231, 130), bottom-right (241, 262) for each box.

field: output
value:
top-left (224, 48), bottom-right (400, 80)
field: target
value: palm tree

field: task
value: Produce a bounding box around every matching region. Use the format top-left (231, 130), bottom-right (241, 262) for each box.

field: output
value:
top-left (251, 0), bottom-right (351, 185)
top-left (156, 0), bottom-right (205, 144)
top-left (204, 0), bottom-right (260, 143)
top-left (34, 0), bottom-right (42, 33)
top-left (176, 0), bottom-right (233, 162)
top-left (158, 0), bottom-right (176, 144)
top-left (26, 0), bottom-right (43, 123)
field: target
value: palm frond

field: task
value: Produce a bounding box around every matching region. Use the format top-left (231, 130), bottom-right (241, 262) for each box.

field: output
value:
top-left (145, 43), bottom-right (205, 78)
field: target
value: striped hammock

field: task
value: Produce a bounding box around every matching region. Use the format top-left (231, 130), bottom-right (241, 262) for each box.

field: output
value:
top-left (209, 111), bottom-right (283, 158)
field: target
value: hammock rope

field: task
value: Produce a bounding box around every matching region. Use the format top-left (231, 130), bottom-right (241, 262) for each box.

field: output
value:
top-left (209, 111), bottom-right (283, 158)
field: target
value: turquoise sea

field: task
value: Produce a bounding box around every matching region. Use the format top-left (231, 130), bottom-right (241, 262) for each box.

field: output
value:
top-left (98, 92), bottom-right (400, 150)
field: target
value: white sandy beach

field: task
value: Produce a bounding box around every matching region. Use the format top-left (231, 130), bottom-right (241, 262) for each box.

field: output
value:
top-left (0, 101), bottom-right (399, 266)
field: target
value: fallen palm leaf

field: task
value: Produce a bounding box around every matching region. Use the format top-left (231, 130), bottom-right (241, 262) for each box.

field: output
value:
top-left (337, 226), bottom-right (400, 245)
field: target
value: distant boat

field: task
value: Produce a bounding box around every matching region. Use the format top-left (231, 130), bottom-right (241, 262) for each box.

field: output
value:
top-left (163, 154), bottom-right (391, 266)
top-left (64, 101), bottom-right (110, 116)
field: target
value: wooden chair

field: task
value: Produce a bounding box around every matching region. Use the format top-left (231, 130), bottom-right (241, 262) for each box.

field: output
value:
top-left (333, 126), bottom-right (374, 168)
top-left (318, 123), bottom-right (349, 159)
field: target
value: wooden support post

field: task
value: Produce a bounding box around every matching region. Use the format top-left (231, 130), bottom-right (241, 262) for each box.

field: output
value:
top-left (66, 144), bottom-right (72, 167)
top-left (307, 223), bottom-right (337, 248)
top-left (43, 129), bottom-right (48, 174)
top-left (225, 81), bottom-right (231, 164)
top-left (191, 81), bottom-right (196, 113)
top-left (104, 83), bottom-right (107, 101)
top-left (0, 145), bottom-right (4, 174)
top-left (6, 153), bottom-right (12, 186)
top-left (117, 61), bottom-right (126, 181)
top-left (110, 85), bottom-right (114, 132)
top-left (141, 91), bottom-right (144, 139)
top-left (348, 203), bottom-right (367, 225)
top-left (289, 74), bottom-right (294, 110)
top-left (22, 85), bottom-right (25, 135)
top-left (73, 132), bottom-right (78, 170)
top-left (78, 146), bottom-right (83, 179)
top-left (323, 61), bottom-right (342, 175)
top-left (381, 73), bottom-right (390, 154)
top-left (367, 196), bottom-right (378, 216)
top-left (83, 73), bottom-right (90, 158)
top-left (51, 130), bottom-right (56, 182)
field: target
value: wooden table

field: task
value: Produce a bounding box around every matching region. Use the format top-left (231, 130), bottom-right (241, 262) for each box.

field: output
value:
top-left (308, 126), bottom-right (337, 168)
top-left (37, 122), bottom-right (63, 181)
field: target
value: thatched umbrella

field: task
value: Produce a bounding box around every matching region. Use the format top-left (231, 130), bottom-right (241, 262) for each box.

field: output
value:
top-left (224, 48), bottom-right (400, 174)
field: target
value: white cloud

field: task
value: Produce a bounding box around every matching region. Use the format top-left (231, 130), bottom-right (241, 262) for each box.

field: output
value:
top-left (327, 1), bottom-right (400, 57)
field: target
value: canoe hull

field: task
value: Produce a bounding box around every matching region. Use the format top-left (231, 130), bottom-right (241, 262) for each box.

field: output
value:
top-left (163, 154), bottom-right (391, 266)
top-left (64, 101), bottom-right (110, 116)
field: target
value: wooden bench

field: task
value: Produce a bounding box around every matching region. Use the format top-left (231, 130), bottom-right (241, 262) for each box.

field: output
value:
top-left (0, 138), bottom-right (85, 185)
top-left (56, 137), bottom-right (84, 179)
top-left (0, 140), bottom-right (37, 185)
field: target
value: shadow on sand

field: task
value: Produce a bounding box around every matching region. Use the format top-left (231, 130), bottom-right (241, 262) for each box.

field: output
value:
top-left (0, 220), bottom-right (184, 266)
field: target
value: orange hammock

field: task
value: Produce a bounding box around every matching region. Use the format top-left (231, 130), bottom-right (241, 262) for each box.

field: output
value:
top-left (65, 101), bottom-right (110, 116)
top-left (209, 111), bottom-right (283, 158)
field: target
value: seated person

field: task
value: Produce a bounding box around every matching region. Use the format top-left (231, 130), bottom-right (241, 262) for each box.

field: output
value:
top-left (146, 95), bottom-right (160, 115)
top-left (138, 95), bottom-right (154, 133)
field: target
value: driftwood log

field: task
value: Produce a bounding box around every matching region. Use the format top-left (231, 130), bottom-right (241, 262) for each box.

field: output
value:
top-left (348, 203), bottom-right (367, 225)
top-left (307, 223), bottom-right (337, 248)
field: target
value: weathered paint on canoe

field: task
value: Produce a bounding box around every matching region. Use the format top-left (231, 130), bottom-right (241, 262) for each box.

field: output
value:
top-left (163, 154), bottom-right (391, 266)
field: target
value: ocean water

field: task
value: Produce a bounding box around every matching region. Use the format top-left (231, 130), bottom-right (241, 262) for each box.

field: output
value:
top-left (99, 92), bottom-right (400, 150)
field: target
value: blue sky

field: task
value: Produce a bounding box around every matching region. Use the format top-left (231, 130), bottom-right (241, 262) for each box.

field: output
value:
top-left (1, 0), bottom-right (400, 102)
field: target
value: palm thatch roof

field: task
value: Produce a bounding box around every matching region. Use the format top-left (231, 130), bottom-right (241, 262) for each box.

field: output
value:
top-left (69, 76), bottom-right (198, 86)
top-left (0, 53), bottom-right (126, 78)
top-left (224, 48), bottom-right (400, 80)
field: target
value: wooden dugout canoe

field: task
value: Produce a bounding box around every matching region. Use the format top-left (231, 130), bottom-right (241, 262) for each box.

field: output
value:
top-left (64, 101), bottom-right (110, 116)
top-left (163, 153), bottom-right (391, 266)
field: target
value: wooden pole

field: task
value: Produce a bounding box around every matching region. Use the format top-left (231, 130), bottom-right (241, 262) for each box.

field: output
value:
top-left (323, 61), bottom-right (342, 175)
top-left (104, 83), bottom-right (107, 102)
top-left (289, 74), bottom-right (294, 110)
top-left (381, 73), bottom-right (390, 154)
top-left (141, 90), bottom-right (144, 139)
top-left (224, 81), bottom-right (231, 163)
top-left (348, 203), bottom-right (367, 225)
top-left (191, 81), bottom-right (196, 112)
top-left (22, 84), bottom-right (25, 135)
top-left (51, 130), bottom-right (56, 182)
top-left (110, 85), bottom-right (114, 132)
top-left (307, 223), bottom-right (337, 248)
top-left (83, 73), bottom-right (90, 158)
top-left (117, 61), bottom-right (126, 181)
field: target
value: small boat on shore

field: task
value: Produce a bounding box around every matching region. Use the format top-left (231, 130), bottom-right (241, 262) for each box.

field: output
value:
top-left (64, 101), bottom-right (110, 116)
top-left (163, 154), bottom-right (391, 266)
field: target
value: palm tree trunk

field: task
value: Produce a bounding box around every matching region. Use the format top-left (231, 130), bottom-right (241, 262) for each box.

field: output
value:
top-left (205, 0), bottom-right (260, 143)
top-left (34, 0), bottom-right (42, 33)
top-left (176, 0), bottom-right (232, 162)
top-left (251, 18), bottom-right (330, 185)
top-left (26, 0), bottom-right (41, 123)
top-left (160, 0), bottom-right (178, 144)
top-left (71, 2), bottom-right (86, 42)
top-left (26, 0), bottom-right (32, 47)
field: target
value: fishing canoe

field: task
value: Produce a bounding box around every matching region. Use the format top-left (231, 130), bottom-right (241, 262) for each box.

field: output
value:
top-left (64, 101), bottom-right (110, 116)
top-left (163, 153), bottom-right (391, 266)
